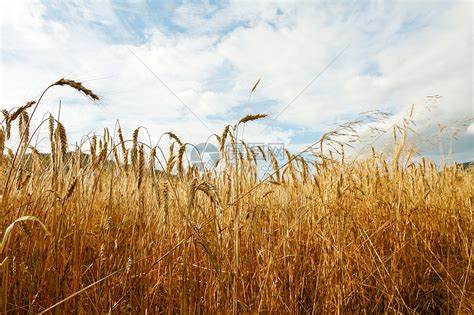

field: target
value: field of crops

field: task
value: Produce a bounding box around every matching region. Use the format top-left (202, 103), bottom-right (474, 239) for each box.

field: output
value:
top-left (0, 79), bottom-right (472, 313)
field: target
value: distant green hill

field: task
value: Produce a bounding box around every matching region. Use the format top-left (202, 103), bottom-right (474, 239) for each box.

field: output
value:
top-left (459, 160), bottom-right (474, 170)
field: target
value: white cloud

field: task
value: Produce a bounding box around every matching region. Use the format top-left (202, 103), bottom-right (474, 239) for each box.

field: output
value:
top-left (467, 123), bottom-right (474, 134)
top-left (0, 0), bottom-right (472, 160)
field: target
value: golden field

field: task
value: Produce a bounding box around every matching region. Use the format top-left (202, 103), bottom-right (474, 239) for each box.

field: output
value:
top-left (0, 79), bottom-right (472, 313)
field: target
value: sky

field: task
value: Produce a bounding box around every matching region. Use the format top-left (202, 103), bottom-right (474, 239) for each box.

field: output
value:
top-left (0, 0), bottom-right (473, 162)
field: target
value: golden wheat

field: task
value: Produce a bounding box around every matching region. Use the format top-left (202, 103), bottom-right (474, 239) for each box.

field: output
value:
top-left (0, 79), bottom-right (472, 314)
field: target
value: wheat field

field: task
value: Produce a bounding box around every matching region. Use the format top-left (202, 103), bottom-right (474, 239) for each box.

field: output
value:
top-left (0, 79), bottom-right (472, 313)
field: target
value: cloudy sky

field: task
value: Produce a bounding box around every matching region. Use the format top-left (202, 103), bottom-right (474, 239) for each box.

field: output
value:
top-left (0, 0), bottom-right (472, 161)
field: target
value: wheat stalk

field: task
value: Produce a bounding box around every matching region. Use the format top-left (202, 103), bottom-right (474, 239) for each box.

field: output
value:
top-left (166, 132), bottom-right (183, 146)
top-left (90, 135), bottom-right (97, 164)
top-left (149, 146), bottom-right (156, 177)
top-left (137, 144), bottom-right (145, 188)
top-left (238, 113), bottom-right (267, 125)
top-left (55, 122), bottom-right (68, 161)
top-left (0, 127), bottom-right (5, 157)
top-left (10, 101), bottom-right (35, 121)
top-left (177, 144), bottom-right (186, 177)
top-left (131, 128), bottom-right (139, 169)
top-left (53, 78), bottom-right (99, 101)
